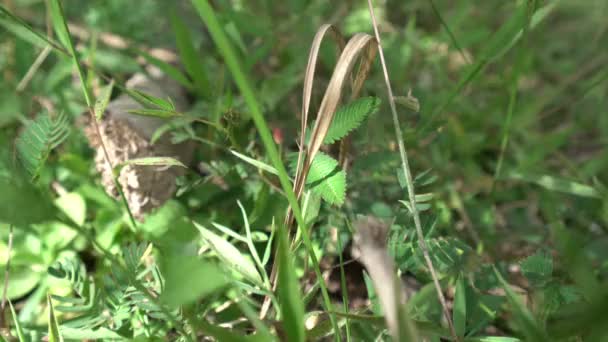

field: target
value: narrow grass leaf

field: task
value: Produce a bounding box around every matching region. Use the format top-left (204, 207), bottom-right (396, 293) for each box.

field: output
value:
top-left (170, 8), bottom-right (211, 98)
top-left (0, 6), bottom-right (68, 55)
top-left (48, 0), bottom-right (92, 105)
top-left (94, 80), bottom-right (114, 120)
top-left (237, 201), bottom-right (267, 286)
top-left (493, 267), bottom-right (548, 342)
top-left (9, 300), bottom-right (26, 342)
top-left (454, 274), bottom-right (467, 337)
top-left (195, 222), bottom-right (263, 285)
top-left (504, 171), bottom-right (600, 198)
top-left (127, 108), bottom-right (181, 118)
top-left (47, 294), bottom-right (63, 342)
top-left (324, 96), bottom-right (380, 144)
top-left (277, 223), bottom-right (306, 342)
top-left (230, 150), bottom-right (279, 176)
top-left (137, 48), bottom-right (194, 90)
top-left (117, 157), bottom-right (187, 171)
top-left (125, 89), bottom-right (175, 111)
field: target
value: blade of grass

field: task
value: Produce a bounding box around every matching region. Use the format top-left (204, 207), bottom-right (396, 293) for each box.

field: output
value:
top-left (170, 7), bottom-right (212, 99)
top-left (0, 5), bottom-right (69, 56)
top-left (190, 0), bottom-right (340, 336)
top-left (493, 0), bottom-right (536, 187)
top-left (276, 213), bottom-right (306, 342)
top-left (8, 300), bottom-right (26, 342)
top-left (428, 0), bottom-right (470, 64)
top-left (336, 234), bottom-right (351, 341)
top-left (493, 267), bottom-right (549, 342)
top-left (48, 0), bottom-right (138, 229)
top-left (47, 294), bottom-right (63, 342)
top-left (366, 1), bottom-right (457, 340)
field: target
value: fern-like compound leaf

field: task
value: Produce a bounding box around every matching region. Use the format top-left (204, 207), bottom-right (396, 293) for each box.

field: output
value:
top-left (16, 111), bottom-right (69, 180)
top-left (324, 96), bottom-right (380, 144)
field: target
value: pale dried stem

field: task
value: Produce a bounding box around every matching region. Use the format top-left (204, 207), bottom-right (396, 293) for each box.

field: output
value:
top-left (366, 1), bottom-right (458, 340)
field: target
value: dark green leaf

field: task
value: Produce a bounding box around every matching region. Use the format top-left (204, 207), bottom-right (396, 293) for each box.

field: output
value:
top-left (324, 97), bottom-right (380, 144)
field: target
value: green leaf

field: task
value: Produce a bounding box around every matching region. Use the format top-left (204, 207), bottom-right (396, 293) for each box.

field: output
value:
top-left (493, 267), bottom-right (548, 342)
top-left (454, 274), bottom-right (467, 337)
top-left (195, 222), bottom-right (263, 285)
top-left (94, 80), bottom-right (114, 120)
top-left (231, 150), bottom-right (279, 176)
top-left (54, 192), bottom-right (87, 226)
top-left (170, 8), bottom-right (211, 98)
top-left (520, 251), bottom-right (553, 288)
top-left (277, 225), bottom-right (305, 342)
top-left (0, 6), bottom-right (68, 55)
top-left (47, 294), bottom-right (64, 342)
top-left (16, 111), bottom-right (70, 180)
top-left (48, 0), bottom-right (92, 106)
top-left (324, 97), bottom-right (380, 144)
top-left (9, 300), bottom-right (26, 342)
top-left (161, 254), bottom-right (228, 307)
top-left (504, 171), bottom-right (600, 198)
top-left (138, 48), bottom-right (194, 90)
top-left (125, 89), bottom-right (175, 111)
top-left (127, 108), bottom-right (182, 118)
top-left (307, 153), bottom-right (346, 206)
top-left (0, 173), bottom-right (55, 225)
top-left (116, 157), bottom-right (187, 173)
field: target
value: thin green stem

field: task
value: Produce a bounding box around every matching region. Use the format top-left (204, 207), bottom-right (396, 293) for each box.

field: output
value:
top-left (366, 1), bottom-right (458, 340)
top-left (49, 0), bottom-right (138, 229)
top-left (429, 0), bottom-right (470, 65)
top-left (190, 0), bottom-right (339, 335)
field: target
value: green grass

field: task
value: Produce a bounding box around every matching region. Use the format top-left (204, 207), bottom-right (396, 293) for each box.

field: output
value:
top-left (0, 0), bottom-right (607, 341)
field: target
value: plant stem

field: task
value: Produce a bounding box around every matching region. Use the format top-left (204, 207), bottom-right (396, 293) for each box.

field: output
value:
top-left (190, 0), bottom-right (339, 335)
top-left (0, 225), bottom-right (14, 329)
top-left (366, 1), bottom-right (458, 340)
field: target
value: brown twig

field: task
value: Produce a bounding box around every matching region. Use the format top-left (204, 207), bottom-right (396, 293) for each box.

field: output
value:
top-left (366, 1), bottom-right (458, 340)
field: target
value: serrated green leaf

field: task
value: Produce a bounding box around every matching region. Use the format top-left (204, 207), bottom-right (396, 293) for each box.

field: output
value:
top-left (324, 97), bottom-right (380, 144)
top-left (307, 153), bottom-right (346, 206)
top-left (520, 251), bottom-right (553, 288)
top-left (94, 80), bottom-right (114, 120)
top-left (194, 222), bottom-right (263, 285)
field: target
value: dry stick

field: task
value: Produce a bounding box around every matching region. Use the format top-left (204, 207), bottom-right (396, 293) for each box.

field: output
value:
top-left (366, 1), bottom-right (458, 340)
top-left (0, 225), bottom-right (14, 329)
top-left (16, 45), bottom-right (52, 92)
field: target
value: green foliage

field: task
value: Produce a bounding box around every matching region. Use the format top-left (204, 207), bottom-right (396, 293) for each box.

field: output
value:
top-left (16, 111), bottom-right (70, 180)
top-left (521, 250), bottom-right (553, 288)
top-left (276, 224), bottom-right (305, 342)
top-left (1, 0), bottom-right (607, 340)
top-left (47, 244), bottom-right (167, 335)
top-left (324, 96), bottom-right (380, 144)
top-left (306, 153), bottom-right (347, 206)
